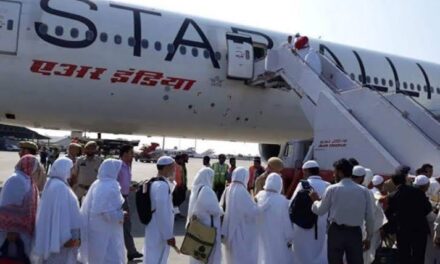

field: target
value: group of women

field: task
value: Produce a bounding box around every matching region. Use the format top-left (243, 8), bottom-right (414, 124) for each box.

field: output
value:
top-left (0, 155), bottom-right (293, 264)
top-left (0, 155), bottom-right (126, 264)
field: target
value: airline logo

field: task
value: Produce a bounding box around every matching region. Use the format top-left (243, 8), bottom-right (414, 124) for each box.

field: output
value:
top-left (30, 59), bottom-right (196, 90)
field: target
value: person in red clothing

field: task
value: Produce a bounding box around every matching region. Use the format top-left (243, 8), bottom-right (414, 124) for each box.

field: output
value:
top-left (248, 157), bottom-right (265, 193)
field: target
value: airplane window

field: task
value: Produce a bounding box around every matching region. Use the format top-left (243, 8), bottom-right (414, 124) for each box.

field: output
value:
top-left (203, 50), bottom-right (210, 59)
top-left (215, 52), bottom-right (221, 61)
top-left (55, 26), bottom-right (63, 36)
top-left (100, 33), bottom-right (108, 43)
top-left (141, 39), bottom-right (149, 49)
top-left (155, 41), bottom-right (161, 51)
top-left (381, 79), bottom-right (386, 86)
top-left (180, 46), bottom-right (187, 55)
top-left (403, 82), bottom-right (407, 89)
top-left (358, 75), bottom-right (364, 82)
top-left (192, 48), bottom-right (199, 57)
top-left (366, 76), bottom-right (371, 83)
top-left (374, 77), bottom-right (378, 85)
top-left (7, 20), bottom-right (13, 31)
top-left (86, 31), bottom-right (95, 41)
top-left (38, 23), bottom-right (48, 35)
top-left (71, 28), bottom-right (79, 39)
top-left (167, 44), bottom-right (175, 53)
top-left (437, 88), bottom-right (440, 94)
top-left (389, 80), bottom-right (394, 87)
top-left (410, 83), bottom-right (414, 90)
top-left (417, 84), bottom-right (421, 91)
top-left (114, 35), bottom-right (122, 45)
top-left (350, 73), bottom-right (355, 80)
top-left (128, 37), bottom-right (135, 47)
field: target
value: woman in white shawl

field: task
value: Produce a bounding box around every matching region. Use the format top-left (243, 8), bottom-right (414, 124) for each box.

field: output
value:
top-left (221, 167), bottom-right (267, 264)
top-left (187, 167), bottom-right (223, 264)
top-left (0, 155), bottom-right (39, 262)
top-left (255, 173), bottom-right (294, 264)
top-left (78, 159), bottom-right (126, 264)
top-left (33, 157), bottom-right (81, 264)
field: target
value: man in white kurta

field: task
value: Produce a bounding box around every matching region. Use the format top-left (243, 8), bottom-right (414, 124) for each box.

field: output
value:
top-left (221, 167), bottom-right (268, 264)
top-left (413, 175), bottom-right (440, 264)
top-left (291, 160), bottom-right (330, 264)
top-left (352, 166), bottom-right (387, 264)
top-left (256, 173), bottom-right (294, 264)
top-left (187, 167), bottom-right (223, 264)
top-left (144, 156), bottom-right (176, 264)
top-left (33, 157), bottom-right (81, 264)
top-left (78, 159), bottom-right (126, 264)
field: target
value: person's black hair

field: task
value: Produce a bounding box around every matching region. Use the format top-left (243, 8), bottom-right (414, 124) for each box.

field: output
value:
top-left (333, 159), bottom-right (353, 178)
top-left (421, 164), bottom-right (433, 172)
top-left (119, 145), bottom-right (133, 158)
top-left (307, 167), bottom-right (320, 176)
top-left (230, 157), bottom-right (236, 161)
top-left (348, 158), bottom-right (359, 166)
top-left (392, 173), bottom-right (406, 186)
top-left (416, 168), bottom-right (424, 175)
top-left (28, 148), bottom-right (37, 155)
top-left (203, 156), bottom-right (210, 161)
top-left (219, 154), bottom-right (226, 159)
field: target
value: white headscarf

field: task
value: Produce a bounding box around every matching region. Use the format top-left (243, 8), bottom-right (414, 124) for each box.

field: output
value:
top-left (263, 173), bottom-right (283, 193)
top-left (83, 159), bottom-right (124, 214)
top-left (34, 157), bottom-right (81, 260)
top-left (47, 157), bottom-right (73, 182)
top-left (221, 167), bottom-right (252, 244)
top-left (187, 168), bottom-right (215, 220)
top-left (79, 159), bottom-right (124, 263)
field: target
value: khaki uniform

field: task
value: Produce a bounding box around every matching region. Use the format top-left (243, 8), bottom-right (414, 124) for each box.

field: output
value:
top-left (35, 163), bottom-right (47, 192)
top-left (254, 171), bottom-right (269, 195)
top-left (73, 155), bottom-right (103, 199)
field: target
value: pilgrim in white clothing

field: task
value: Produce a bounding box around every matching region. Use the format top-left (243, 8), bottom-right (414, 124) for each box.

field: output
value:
top-left (187, 167), bottom-right (223, 264)
top-left (78, 159), bottom-right (126, 264)
top-left (256, 173), bottom-right (294, 264)
top-left (221, 167), bottom-right (268, 264)
top-left (33, 157), bottom-right (81, 264)
top-left (144, 156), bottom-right (176, 264)
top-left (291, 160), bottom-right (330, 264)
top-left (0, 155), bottom-right (39, 261)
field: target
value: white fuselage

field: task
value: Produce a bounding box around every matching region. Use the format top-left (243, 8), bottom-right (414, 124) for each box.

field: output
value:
top-left (0, 0), bottom-right (439, 144)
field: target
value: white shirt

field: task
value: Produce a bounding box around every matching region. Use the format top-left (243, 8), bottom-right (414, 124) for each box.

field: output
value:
top-left (427, 178), bottom-right (440, 202)
top-left (280, 41), bottom-right (294, 50)
top-left (312, 178), bottom-right (375, 239)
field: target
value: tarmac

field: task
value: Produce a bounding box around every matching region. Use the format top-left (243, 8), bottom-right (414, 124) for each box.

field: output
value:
top-left (0, 151), bottom-right (253, 263)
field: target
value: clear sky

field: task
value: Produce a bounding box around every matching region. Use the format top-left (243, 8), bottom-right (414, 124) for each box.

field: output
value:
top-left (34, 0), bottom-right (440, 155)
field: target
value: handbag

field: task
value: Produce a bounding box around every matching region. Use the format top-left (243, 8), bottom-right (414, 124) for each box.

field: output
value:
top-left (180, 186), bottom-right (217, 264)
top-left (372, 241), bottom-right (399, 264)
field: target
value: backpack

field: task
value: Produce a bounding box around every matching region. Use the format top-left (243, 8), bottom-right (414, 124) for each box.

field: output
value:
top-left (289, 180), bottom-right (318, 239)
top-left (136, 177), bottom-right (169, 225)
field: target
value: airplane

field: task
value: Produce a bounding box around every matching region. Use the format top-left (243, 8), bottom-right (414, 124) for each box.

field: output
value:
top-left (1, 0), bottom-right (440, 165)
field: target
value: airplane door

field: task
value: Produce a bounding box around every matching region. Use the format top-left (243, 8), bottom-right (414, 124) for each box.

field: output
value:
top-left (226, 33), bottom-right (254, 80)
top-left (0, 0), bottom-right (21, 55)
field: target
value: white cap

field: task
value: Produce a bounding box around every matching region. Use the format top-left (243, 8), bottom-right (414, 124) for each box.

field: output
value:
top-left (157, 156), bottom-right (175, 166)
top-left (414, 175), bottom-right (430, 186)
top-left (352, 165), bottom-right (366, 177)
top-left (302, 160), bottom-right (319, 169)
top-left (372, 175), bottom-right (384, 186)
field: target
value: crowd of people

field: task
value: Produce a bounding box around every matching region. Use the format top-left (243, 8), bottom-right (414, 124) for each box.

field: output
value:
top-left (2, 142), bottom-right (440, 264)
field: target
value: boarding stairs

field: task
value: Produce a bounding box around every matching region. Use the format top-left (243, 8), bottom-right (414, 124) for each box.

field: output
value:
top-left (251, 48), bottom-right (440, 174)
